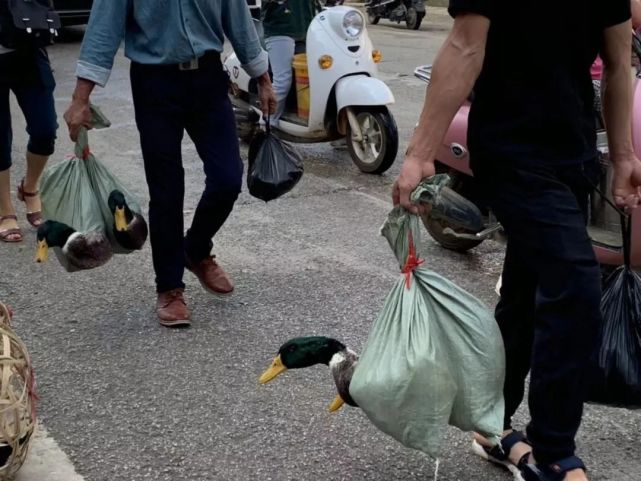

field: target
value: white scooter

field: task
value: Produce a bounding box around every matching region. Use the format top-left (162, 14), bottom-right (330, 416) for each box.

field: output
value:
top-left (225, 5), bottom-right (399, 174)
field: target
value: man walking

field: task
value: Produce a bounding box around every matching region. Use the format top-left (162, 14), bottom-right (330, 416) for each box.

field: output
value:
top-left (65, 1), bottom-right (276, 328)
top-left (395, 1), bottom-right (641, 480)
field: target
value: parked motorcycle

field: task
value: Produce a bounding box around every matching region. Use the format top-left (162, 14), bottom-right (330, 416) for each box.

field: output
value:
top-left (225, 5), bottom-right (399, 174)
top-left (366, 0), bottom-right (426, 31)
top-left (412, 40), bottom-right (641, 269)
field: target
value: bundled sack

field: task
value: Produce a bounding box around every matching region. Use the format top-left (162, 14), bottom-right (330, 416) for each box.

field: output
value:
top-left (83, 107), bottom-right (147, 254)
top-left (247, 121), bottom-right (303, 202)
top-left (40, 106), bottom-right (147, 271)
top-left (349, 180), bottom-right (505, 458)
top-left (588, 215), bottom-right (641, 408)
top-left (39, 125), bottom-right (112, 272)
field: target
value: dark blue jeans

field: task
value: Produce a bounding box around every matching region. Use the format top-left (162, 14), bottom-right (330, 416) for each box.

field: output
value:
top-left (473, 156), bottom-right (602, 465)
top-left (130, 53), bottom-right (243, 293)
top-left (0, 49), bottom-right (57, 171)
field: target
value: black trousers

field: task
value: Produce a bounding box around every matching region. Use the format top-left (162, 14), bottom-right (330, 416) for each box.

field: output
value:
top-left (130, 53), bottom-right (243, 293)
top-left (0, 49), bottom-right (57, 171)
top-left (473, 156), bottom-right (603, 464)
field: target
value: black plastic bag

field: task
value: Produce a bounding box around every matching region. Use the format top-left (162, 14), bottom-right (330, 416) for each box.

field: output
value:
top-left (588, 215), bottom-right (641, 408)
top-left (247, 123), bottom-right (304, 202)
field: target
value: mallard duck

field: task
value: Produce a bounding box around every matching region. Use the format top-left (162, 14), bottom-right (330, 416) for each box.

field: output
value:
top-left (36, 220), bottom-right (112, 270)
top-left (259, 336), bottom-right (359, 412)
top-left (108, 190), bottom-right (148, 250)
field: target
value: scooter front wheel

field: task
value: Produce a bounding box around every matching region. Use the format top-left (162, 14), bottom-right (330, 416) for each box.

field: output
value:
top-left (347, 107), bottom-right (399, 175)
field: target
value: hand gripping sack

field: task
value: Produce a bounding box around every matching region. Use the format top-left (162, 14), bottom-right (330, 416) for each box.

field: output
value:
top-left (247, 122), bottom-right (304, 202)
top-left (39, 112), bottom-right (111, 272)
top-left (588, 215), bottom-right (641, 408)
top-left (349, 181), bottom-right (505, 457)
top-left (82, 107), bottom-right (147, 254)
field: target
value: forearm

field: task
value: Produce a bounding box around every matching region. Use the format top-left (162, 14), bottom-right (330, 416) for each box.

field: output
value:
top-left (71, 78), bottom-right (96, 103)
top-left (602, 20), bottom-right (635, 161)
top-left (406, 16), bottom-right (488, 162)
top-left (633, 0), bottom-right (641, 30)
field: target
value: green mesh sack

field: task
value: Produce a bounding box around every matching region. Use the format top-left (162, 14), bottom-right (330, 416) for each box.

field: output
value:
top-left (349, 180), bottom-right (505, 458)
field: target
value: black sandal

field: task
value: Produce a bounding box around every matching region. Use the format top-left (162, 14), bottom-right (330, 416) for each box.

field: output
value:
top-left (522, 456), bottom-right (586, 481)
top-left (472, 430), bottom-right (531, 480)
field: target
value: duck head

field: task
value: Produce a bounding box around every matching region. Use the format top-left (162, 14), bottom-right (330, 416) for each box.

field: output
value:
top-left (36, 220), bottom-right (75, 263)
top-left (108, 190), bottom-right (132, 232)
top-left (260, 337), bottom-right (348, 410)
top-left (260, 337), bottom-right (347, 383)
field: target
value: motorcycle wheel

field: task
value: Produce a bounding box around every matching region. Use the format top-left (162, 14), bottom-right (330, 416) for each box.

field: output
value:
top-left (368, 11), bottom-right (380, 25)
top-left (347, 107), bottom-right (399, 175)
top-left (406, 8), bottom-right (424, 30)
top-left (421, 173), bottom-right (484, 251)
top-left (423, 215), bottom-right (484, 252)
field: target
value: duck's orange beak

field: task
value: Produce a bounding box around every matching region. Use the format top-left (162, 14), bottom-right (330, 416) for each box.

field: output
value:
top-left (36, 239), bottom-right (49, 263)
top-left (114, 206), bottom-right (128, 232)
top-left (328, 395), bottom-right (345, 412)
top-left (259, 355), bottom-right (287, 384)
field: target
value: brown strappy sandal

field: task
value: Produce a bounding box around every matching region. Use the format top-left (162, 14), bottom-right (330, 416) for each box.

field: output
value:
top-left (0, 215), bottom-right (23, 243)
top-left (17, 178), bottom-right (43, 227)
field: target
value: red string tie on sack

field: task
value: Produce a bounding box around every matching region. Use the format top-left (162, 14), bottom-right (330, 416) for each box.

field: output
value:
top-left (401, 231), bottom-right (424, 289)
top-left (82, 146), bottom-right (91, 161)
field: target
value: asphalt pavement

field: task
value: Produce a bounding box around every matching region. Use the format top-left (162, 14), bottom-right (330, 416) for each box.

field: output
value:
top-left (0, 7), bottom-right (639, 481)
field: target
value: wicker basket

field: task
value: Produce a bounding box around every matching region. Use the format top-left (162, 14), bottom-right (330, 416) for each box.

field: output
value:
top-left (0, 303), bottom-right (37, 481)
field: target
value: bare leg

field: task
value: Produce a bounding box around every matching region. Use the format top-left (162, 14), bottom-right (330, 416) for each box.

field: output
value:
top-left (0, 169), bottom-right (19, 238)
top-left (22, 150), bottom-right (48, 214)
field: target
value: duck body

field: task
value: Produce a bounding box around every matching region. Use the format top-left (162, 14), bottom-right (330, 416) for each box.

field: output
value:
top-left (108, 190), bottom-right (148, 251)
top-left (36, 220), bottom-right (112, 271)
top-left (329, 348), bottom-right (359, 409)
top-left (63, 231), bottom-right (114, 270)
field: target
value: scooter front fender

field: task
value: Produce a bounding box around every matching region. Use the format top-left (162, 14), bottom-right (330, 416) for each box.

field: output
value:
top-left (335, 75), bottom-right (395, 113)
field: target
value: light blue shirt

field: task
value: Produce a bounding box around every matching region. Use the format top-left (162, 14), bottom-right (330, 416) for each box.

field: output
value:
top-left (76, 0), bottom-right (268, 87)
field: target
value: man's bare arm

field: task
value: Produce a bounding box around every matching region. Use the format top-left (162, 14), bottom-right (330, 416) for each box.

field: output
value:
top-left (602, 19), bottom-right (641, 208)
top-left (602, 20), bottom-right (634, 160)
top-left (395, 13), bottom-right (490, 211)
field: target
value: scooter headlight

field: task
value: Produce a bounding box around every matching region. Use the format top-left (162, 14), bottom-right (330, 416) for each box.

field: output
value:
top-left (343, 10), bottom-right (364, 38)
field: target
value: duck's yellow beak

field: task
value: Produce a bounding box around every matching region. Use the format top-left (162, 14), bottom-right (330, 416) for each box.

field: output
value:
top-left (328, 394), bottom-right (345, 412)
top-left (36, 240), bottom-right (49, 263)
top-left (114, 206), bottom-right (128, 232)
top-left (259, 355), bottom-right (287, 384)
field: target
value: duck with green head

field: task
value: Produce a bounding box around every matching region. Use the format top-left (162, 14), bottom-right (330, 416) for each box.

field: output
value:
top-left (36, 220), bottom-right (112, 270)
top-left (108, 190), bottom-right (148, 251)
top-left (260, 336), bottom-right (359, 412)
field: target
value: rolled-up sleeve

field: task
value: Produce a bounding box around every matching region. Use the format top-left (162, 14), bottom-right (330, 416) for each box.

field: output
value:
top-left (221, 0), bottom-right (268, 78)
top-left (449, 0), bottom-right (494, 20)
top-left (75, 0), bottom-right (129, 87)
top-left (602, 0), bottom-right (631, 28)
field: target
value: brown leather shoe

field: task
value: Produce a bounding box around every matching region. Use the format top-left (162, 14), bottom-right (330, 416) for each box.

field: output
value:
top-left (156, 289), bottom-right (191, 327)
top-left (186, 256), bottom-right (234, 297)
